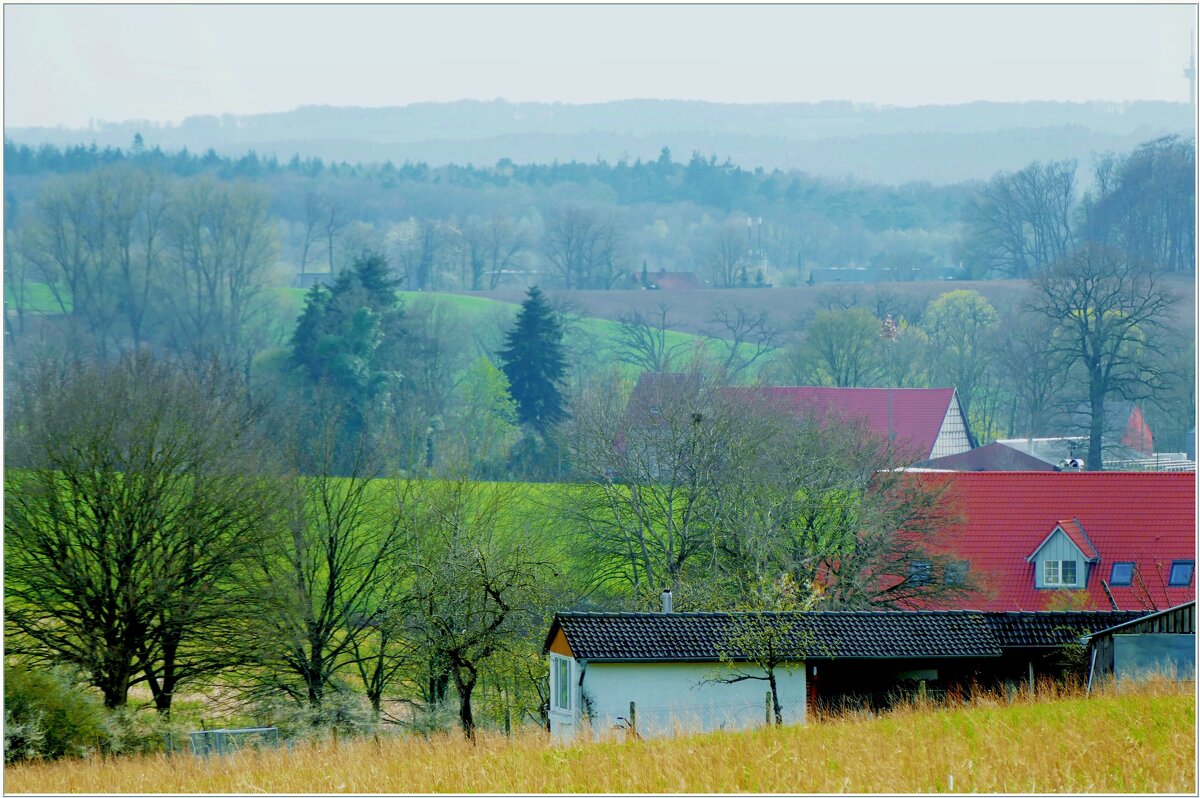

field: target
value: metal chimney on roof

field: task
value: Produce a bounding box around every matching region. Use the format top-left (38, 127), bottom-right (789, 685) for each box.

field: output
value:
top-left (661, 588), bottom-right (673, 613)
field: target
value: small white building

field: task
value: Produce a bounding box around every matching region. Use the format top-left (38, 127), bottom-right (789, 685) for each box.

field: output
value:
top-left (542, 606), bottom-right (1011, 741)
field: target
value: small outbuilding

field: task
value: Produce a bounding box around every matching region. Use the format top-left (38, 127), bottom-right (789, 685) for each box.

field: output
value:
top-left (1081, 601), bottom-right (1196, 688)
top-left (542, 608), bottom-right (1143, 740)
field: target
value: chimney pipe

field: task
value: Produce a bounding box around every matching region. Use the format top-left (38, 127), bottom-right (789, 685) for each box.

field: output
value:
top-left (661, 588), bottom-right (672, 613)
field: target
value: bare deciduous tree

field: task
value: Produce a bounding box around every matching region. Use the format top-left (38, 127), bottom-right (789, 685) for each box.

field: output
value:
top-left (543, 207), bottom-right (625, 290)
top-left (242, 395), bottom-right (408, 709)
top-left (611, 302), bottom-right (692, 374)
top-left (705, 223), bottom-right (748, 288)
top-left (162, 177), bottom-right (277, 376)
top-left (464, 215), bottom-right (527, 290)
top-left (792, 308), bottom-right (880, 387)
top-left (1029, 245), bottom-right (1178, 470)
top-left (5, 355), bottom-right (273, 713)
top-left (403, 479), bottom-right (553, 737)
top-left (961, 159), bottom-right (1077, 278)
top-left (704, 303), bottom-right (782, 382)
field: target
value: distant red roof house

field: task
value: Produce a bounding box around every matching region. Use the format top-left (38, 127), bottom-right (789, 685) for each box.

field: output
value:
top-left (1071, 401), bottom-right (1155, 456)
top-left (925, 472), bottom-right (1196, 612)
top-left (720, 386), bottom-right (974, 461)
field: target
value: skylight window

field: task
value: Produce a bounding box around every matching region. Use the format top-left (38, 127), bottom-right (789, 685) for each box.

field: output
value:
top-left (909, 561), bottom-right (931, 586)
top-left (1109, 562), bottom-right (1134, 586)
top-left (945, 560), bottom-right (969, 586)
top-left (1168, 560), bottom-right (1194, 587)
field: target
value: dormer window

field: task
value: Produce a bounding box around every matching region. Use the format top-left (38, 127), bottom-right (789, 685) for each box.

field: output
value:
top-left (1043, 559), bottom-right (1077, 587)
top-left (1027, 520), bottom-right (1097, 590)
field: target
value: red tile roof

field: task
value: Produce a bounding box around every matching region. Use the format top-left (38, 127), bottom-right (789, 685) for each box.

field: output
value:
top-left (721, 387), bottom-right (960, 460)
top-left (925, 472), bottom-right (1196, 612)
top-left (1053, 518), bottom-right (1100, 561)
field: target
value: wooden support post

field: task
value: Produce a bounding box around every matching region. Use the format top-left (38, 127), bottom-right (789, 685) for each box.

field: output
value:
top-left (766, 691), bottom-right (773, 726)
top-left (918, 679), bottom-right (927, 703)
top-left (1028, 661), bottom-right (1035, 697)
top-left (332, 726), bottom-right (339, 749)
top-left (628, 701), bottom-right (637, 741)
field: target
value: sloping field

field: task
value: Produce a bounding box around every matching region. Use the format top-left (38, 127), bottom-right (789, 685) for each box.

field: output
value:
top-left (7, 681), bottom-right (1193, 793)
top-left (477, 275), bottom-right (1197, 336)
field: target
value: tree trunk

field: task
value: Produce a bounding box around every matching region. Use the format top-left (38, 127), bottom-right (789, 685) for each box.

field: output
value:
top-left (453, 667), bottom-right (478, 739)
top-left (1087, 378), bottom-right (1105, 471)
top-left (767, 668), bottom-right (783, 726)
top-left (306, 649), bottom-right (325, 708)
top-left (147, 637), bottom-right (179, 716)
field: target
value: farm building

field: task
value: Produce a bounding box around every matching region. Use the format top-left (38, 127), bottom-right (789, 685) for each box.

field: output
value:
top-left (913, 441), bottom-right (1060, 472)
top-left (719, 386), bottom-right (975, 461)
top-left (627, 373), bottom-right (977, 463)
top-left (1081, 601), bottom-right (1196, 687)
top-left (542, 607), bottom-right (1145, 740)
top-left (925, 471), bottom-right (1196, 612)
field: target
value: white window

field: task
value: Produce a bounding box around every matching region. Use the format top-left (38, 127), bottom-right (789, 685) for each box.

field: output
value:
top-left (551, 656), bottom-right (571, 712)
top-left (1043, 559), bottom-right (1078, 587)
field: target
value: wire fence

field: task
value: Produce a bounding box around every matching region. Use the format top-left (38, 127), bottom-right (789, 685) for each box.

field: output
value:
top-left (187, 727), bottom-right (282, 758)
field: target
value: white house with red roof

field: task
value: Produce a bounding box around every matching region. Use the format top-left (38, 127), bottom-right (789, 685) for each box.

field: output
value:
top-left (925, 472), bottom-right (1196, 612)
top-left (721, 386), bottom-right (975, 461)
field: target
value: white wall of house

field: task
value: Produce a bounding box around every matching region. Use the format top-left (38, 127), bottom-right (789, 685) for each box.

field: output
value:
top-left (1029, 528), bottom-right (1088, 589)
top-left (549, 656), bottom-right (806, 741)
top-left (929, 393), bottom-right (973, 458)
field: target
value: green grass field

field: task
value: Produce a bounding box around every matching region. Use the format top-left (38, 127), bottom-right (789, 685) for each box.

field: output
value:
top-left (6, 680), bottom-right (1192, 793)
top-left (5, 281), bottom-right (69, 314)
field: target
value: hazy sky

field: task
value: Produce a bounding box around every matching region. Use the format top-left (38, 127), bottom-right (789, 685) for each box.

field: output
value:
top-left (5, 4), bottom-right (1197, 128)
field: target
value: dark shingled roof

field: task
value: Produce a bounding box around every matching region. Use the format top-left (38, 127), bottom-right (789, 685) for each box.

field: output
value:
top-left (546, 611), bottom-right (1002, 661)
top-left (546, 610), bottom-right (1151, 662)
top-left (985, 611), bottom-right (1148, 647)
top-left (915, 441), bottom-right (1060, 472)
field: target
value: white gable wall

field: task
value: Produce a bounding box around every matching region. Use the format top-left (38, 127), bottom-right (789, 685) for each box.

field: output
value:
top-left (929, 392), bottom-right (972, 458)
top-left (550, 659), bottom-right (806, 741)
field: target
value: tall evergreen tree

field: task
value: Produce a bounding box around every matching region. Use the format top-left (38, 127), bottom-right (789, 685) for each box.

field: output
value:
top-left (499, 286), bottom-right (567, 432)
top-left (288, 251), bottom-right (411, 468)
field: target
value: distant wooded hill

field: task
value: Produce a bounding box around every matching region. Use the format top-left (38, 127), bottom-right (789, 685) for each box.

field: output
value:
top-left (6, 100), bottom-right (1193, 184)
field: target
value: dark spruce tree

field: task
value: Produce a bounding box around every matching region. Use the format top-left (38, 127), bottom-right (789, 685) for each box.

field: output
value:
top-left (288, 251), bottom-right (412, 470)
top-left (499, 286), bottom-right (567, 433)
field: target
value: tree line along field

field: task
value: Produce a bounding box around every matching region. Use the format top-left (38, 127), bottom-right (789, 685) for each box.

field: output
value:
top-left (5, 679), bottom-right (1193, 794)
top-left (504, 276), bottom-right (1198, 336)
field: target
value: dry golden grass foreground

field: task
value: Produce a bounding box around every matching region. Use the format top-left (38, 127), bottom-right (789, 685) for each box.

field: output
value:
top-left (6, 680), bottom-right (1195, 794)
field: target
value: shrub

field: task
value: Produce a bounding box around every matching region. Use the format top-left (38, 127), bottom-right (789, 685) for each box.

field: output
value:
top-left (250, 689), bottom-right (378, 742)
top-left (101, 707), bottom-right (192, 757)
top-left (4, 662), bottom-right (108, 762)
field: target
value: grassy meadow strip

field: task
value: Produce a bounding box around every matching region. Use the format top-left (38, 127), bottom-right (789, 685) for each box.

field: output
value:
top-left (7, 679), bottom-right (1193, 794)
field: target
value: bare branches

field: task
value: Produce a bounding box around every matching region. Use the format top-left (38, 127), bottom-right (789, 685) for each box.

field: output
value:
top-left (543, 207), bottom-right (625, 290)
top-left (1027, 245), bottom-right (1179, 469)
top-left (4, 355), bottom-right (273, 712)
top-left (611, 303), bottom-right (692, 374)
top-left (961, 159), bottom-right (1077, 278)
top-left (704, 303), bottom-right (782, 382)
